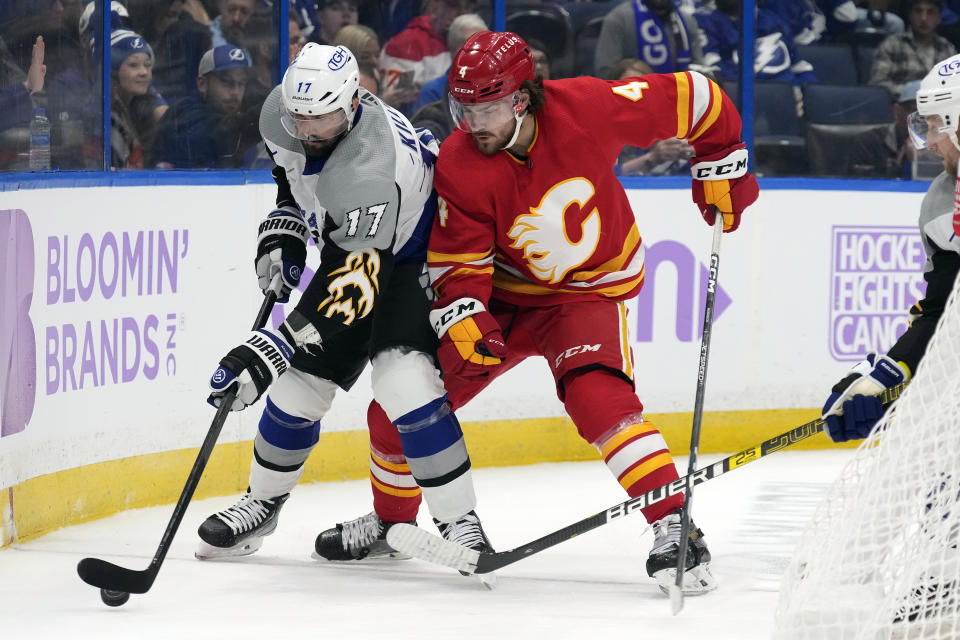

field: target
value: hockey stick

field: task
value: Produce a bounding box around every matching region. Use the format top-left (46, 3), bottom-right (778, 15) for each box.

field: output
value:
top-left (386, 382), bottom-right (906, 577)
top-left (76, 288), bottom-right (279, 600)
top-left (671, 210), bottom-right (724, 614)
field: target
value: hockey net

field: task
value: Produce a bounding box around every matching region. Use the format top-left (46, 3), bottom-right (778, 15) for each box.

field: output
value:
top-left (774, 274), bottom-right (960, 640)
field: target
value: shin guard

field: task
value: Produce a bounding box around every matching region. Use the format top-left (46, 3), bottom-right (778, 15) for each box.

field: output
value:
top-left (563, 369), bottom-right (684, 523)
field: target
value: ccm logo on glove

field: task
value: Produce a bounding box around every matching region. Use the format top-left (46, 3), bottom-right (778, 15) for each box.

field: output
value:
top-left (691, 147), bottom-right (749, 179)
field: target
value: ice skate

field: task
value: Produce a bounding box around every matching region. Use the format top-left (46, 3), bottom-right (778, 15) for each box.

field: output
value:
top-left (645, 510), bottom-right (717, 596)
top-left (195, 491), bottom-right (289, 559)
top-left (434, 510), bottom-right (498, 589)
top-left (314, 511), bottom-right (414, 561)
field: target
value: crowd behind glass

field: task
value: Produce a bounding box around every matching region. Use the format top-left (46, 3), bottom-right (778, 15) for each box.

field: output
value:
top-left (0, 0), bottom-right (953, 178)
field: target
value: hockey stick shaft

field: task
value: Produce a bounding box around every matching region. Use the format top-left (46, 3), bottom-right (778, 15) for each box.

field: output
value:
top-left (386, 383), bottom-right (906, 575)
top-left (672, 211), bottom-right (723, 609)
top-left (77, 290), bottom-right (278, 594)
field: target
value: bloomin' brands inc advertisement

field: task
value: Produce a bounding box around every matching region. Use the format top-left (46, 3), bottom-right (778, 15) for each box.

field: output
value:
top-left (0, 183), bottom-right (930, 488)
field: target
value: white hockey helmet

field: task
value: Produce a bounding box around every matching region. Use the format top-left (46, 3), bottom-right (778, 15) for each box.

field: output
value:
top-left (909, 54), bottom-right (960, 152)
top-left (280, 43), bottom-right (360, 142)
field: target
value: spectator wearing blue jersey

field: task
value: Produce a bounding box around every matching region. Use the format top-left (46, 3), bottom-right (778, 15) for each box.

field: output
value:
top-left (764, 0), bottom-right (827, 45)
top-left (128, 0), bottom-right (213, 106)
top-left (697, 0), bottom-right (817, 85)
top-left (594, 0), bottom-right (707, 81)
top-left (150, 43), bottom-right (258, 168)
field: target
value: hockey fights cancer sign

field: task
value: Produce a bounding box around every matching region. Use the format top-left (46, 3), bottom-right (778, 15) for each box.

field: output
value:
top-left (1, 208), bottom-right (189, 439)
top-left (633, 229), bottom-right (925, 363)
top-left (829, 226), bottom-right (926, 361)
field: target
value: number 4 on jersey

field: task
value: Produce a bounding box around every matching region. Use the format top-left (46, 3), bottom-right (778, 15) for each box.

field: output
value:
top-left (611, 81), bottom-right (649, 102)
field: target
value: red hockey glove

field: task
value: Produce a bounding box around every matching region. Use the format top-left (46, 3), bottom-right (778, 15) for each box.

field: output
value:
top-left (690, 144), bottom-right (759, 233)
top-left (429, 298), bottom-right (506, 377)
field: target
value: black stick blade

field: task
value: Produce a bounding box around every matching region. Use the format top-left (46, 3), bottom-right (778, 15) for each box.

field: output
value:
top-left (77, 557), bottom-right (156, 594)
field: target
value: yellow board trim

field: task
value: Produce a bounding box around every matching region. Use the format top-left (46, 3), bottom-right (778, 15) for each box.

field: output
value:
top-left (1, 407), bottom-right (850, 548)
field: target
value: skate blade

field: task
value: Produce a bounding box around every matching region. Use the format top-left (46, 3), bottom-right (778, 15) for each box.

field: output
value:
top-left (653, 563), bottom-right (718, 596)
top-left (310, 550), bottom-right (412, 563)
top-left (195, 536), bottom-right (264, 560)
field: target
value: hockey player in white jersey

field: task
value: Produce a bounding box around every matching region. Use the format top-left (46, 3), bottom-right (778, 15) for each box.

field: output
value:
top-left (822, 53), bottom-right (960, 442)
top-left (196, 43), bottom-right (493, 562)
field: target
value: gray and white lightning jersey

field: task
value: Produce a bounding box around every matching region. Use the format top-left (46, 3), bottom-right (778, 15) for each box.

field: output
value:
top-left (260, 86), bottom-right (438, 257)
top-left (919, 171), bottom-right (960, 272)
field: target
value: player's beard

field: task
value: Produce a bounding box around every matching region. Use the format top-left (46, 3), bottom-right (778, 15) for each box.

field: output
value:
top-left (471, 119), bottom-right (517, 156)
top-left (303, 130), bottom-right (348, 156)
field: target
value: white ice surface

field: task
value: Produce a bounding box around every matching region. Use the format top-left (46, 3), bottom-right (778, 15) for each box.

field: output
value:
top-left (0, 450), bottom-right (852, 639)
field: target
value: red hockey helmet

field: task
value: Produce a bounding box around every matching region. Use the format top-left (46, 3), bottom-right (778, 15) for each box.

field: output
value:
top-left (447, 30), bottom-right (535, 105)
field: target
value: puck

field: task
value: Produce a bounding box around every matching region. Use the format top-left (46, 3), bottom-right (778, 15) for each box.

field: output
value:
top-left (100, 589), bottom-right (130, 607)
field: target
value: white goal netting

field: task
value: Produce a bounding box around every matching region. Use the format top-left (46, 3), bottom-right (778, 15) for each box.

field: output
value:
top-left (774, 274), bottom-right (960, 640)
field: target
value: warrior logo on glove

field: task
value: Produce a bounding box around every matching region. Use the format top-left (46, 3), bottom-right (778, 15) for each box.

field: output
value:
top-left (256, 207), bottom-right (310, 303)
top-left (208, 328), bottom-right (296, 411)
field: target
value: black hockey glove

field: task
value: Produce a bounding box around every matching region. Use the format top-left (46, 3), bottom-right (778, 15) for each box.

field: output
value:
top-left (256, 207), bottom-right (309, 303)
top-left (820, 353), bottom-right (908, 442)
top-left (208, 328), bottom-right (294, 411)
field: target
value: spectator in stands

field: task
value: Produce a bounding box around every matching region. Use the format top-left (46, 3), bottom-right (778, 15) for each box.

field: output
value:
top-left (410, 32), bottom-right (549, 143)
top-left (380, 0), bottom-right (472, 110)
top-left (697, 0), bottom-right (817, 84)
top-left (411, 12), bottom-right (486, 114)
top-left (332, 24), bottom-right (416, 107)
top-left (765, 0), bottom-right (828, 45)
top-left (312, 0), bottom-right (360, 46)
top-left (886, 78), bottom-right (921, 177)
top-left (604, 58), bottom-right (694, 176)
top-left (240, 14), bottom-right (273, 122)
top-left (594, 0), bottom-right (706, 81)
top-left (110, 30), bottom-right (167, 169)
top-left (333, 23), bottom-right (380, 65)
top-left (291, 0), bottom-right (320, 41)
top-left (78, 1), bottom-right (131, 50)
top-left (150, 43), bottom-right (257, 168)
top-left (128, 0), bottom-right (213, 106)
top-left (358, 58), bottom-right (380, 93)
top-left (870, 0), bottom-right (955, 100)
top-left (530, 38), bottom-right (552, 81)
top-left (209, 0), bottom-right (254, 49)
top-left (0, 35), bottom-right (43, 133)
top-left (289, 15), bottom-right (306, 62)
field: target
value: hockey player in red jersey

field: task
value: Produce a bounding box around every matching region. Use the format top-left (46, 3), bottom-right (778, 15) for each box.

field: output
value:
top-left (328, 30), bottom-right (758, 593)
top-left (425, 30), bottom-right (757, 594)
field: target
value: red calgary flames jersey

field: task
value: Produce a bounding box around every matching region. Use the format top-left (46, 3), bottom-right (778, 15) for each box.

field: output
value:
top-left (427, 72), bottom-right (744, 307)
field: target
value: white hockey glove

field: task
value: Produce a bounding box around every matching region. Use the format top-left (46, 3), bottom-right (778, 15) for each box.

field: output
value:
top-left (256, 207), bottom-right (310, 303)
top-left (208, 328), bottom-right (294, 411)
top-left (820, 353), bottom-right (909, 442)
